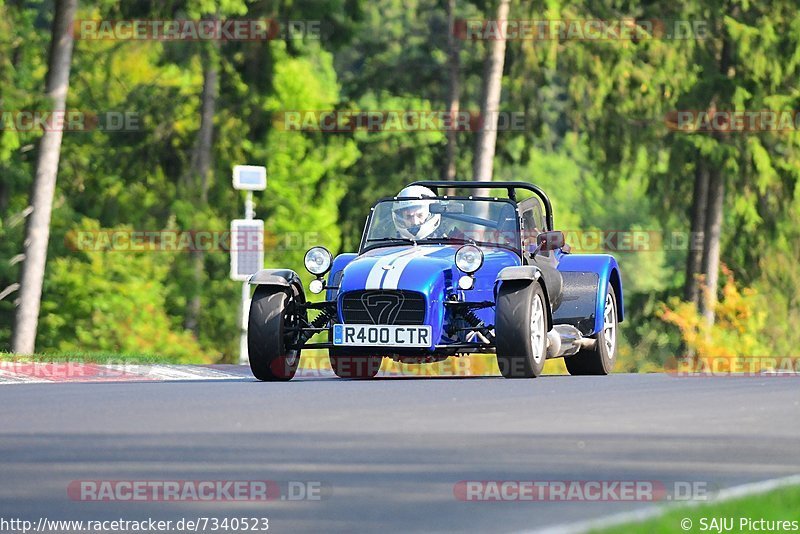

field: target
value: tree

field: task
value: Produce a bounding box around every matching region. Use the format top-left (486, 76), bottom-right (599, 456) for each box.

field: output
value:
top-left (684, 159), bottom-right (708, 305)
top-left (695, 23), bottom-right (734, 326)
top-left (679, 1), bottom-right (800, 327)
top-left (472, 0), bottom-right (509, 188)
top-left (12, 0), bottom-right (78, 354)
top-left (183, 31), bottom-right (220, 334)
top-left (442, 0), bottom-right (461, 183)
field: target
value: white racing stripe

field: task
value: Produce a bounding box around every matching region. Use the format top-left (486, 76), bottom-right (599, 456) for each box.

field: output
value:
top-left (380, 246), bottom-right (448, 289)
top-left (364, 248), bottom-right (420, 290)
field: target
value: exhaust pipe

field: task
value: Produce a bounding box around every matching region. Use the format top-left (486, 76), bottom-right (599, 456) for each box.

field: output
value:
top-left (547, 325), bottom-right (596, 358)
top-left (546, 331), bottom-right (561, 359)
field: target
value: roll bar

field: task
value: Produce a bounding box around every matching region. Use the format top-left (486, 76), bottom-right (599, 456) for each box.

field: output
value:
top-left (408, 180), bottom-right (554, 230)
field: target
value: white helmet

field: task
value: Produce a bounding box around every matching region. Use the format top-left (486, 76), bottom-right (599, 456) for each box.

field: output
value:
top-left (392, 185), bottom-right (441, 240)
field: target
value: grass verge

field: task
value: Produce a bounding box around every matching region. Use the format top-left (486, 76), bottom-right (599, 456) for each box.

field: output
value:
top-left (0, 351), bottom-right (180, 364)
top-left (592, 484), bottom-right (800, 534)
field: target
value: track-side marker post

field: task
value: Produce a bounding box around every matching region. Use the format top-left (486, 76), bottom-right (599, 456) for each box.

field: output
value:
top-left (230, 165), bottom-right (267, 365)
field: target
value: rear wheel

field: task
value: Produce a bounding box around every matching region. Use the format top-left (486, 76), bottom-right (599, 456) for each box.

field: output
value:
top-left (328, 351), bottom-right (382, 379)
top-left (248, 285), bottom-right (305, 381)
top-left (496, 281), bottom-right (548, 378)
top-left (565, 284), bottom-right (618, 375)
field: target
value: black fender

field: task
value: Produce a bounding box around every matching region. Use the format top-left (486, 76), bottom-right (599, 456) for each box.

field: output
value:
top-left (248, 269), bottom-right (304, 294)
top-left (495, 266), bottom-right (563, 329)
top-left (496, 265), bottom-right (543, 283)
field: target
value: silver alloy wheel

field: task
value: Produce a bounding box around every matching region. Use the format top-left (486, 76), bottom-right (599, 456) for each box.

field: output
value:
top-left (530, 294), bottom-right (546, 363)
top-left (603, 293), bottom-right (616, 357)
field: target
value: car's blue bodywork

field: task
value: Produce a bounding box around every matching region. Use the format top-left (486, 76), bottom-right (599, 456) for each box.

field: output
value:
top-left (328, 245), bottom-right (519, 350)
top-left (253, 181), bottom-right (623, 360)
top-left (556, 253), bottom-right (624, 335)
top-left (324, 245), bottom-right (622, 354)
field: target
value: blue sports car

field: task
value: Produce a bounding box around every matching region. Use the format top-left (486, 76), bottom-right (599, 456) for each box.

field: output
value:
top-left (247, 181), bottom-right (623, 380)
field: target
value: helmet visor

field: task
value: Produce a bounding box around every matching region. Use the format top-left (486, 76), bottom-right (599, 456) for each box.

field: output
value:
top-left (392, 203), bottom-right (432, 230)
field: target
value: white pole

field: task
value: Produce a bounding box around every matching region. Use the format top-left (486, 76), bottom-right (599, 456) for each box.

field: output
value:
top-left (245, 191), bottom-right (255, 219)
top-left (239, 190), bottom-right (255, 365)
top-left (239, 281), bottom-right (249, 365)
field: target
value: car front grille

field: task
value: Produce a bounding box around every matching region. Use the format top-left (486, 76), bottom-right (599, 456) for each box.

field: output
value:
top-left (340, 290), bottom-right (426, 325)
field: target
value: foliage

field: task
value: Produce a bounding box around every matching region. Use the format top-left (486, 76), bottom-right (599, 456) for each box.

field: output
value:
top-left (260, 43), bottom-right (360, 279)
top-left (37, 219), bottom-right (212, 363)
top-left (0, 0), bottom-right (798, 370)
top-left (658, 265), bottom-right (766, 359)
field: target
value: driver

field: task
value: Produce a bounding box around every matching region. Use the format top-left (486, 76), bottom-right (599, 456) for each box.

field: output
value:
top-left (391, 185), bottom-right (443, 239)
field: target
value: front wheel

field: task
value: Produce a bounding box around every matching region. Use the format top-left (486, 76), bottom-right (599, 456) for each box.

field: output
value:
top-left (248, 285), bottom-right (305, 381)
top-left (495, 281), bottom-right (549, 378)
top-left (565, 284), bottom-right (618, 375)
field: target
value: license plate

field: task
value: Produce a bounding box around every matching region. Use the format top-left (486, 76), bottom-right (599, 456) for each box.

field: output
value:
top-left (332, 324), bottom-right (432, 348)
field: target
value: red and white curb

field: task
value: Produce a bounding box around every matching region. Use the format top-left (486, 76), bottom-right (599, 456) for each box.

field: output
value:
top-left (0, 362), bottom-right (457, 384)
top-left (0, 363), bottom-right (252, 385)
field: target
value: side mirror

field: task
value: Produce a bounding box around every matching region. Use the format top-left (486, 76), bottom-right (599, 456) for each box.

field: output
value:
top-left (536, 231), bottom-right (566, 252)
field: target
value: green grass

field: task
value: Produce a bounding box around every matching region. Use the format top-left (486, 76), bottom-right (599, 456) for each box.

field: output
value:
top-left (0, 351), bottom-right (183, 364)
top-left (593, 484), bottom-right (800, 534)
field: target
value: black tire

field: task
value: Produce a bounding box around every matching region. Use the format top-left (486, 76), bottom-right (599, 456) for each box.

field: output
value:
top-left (565, 284), bottom-right (618, 375)
top-left (328, 350), bottom-right (382, 379)
top-left (495, 280), bottom-right (549, 378)
top-left (248, 285), bottom-right (304, 381)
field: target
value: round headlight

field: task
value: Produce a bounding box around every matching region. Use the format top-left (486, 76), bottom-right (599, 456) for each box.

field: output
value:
top-left (455, 245), bottom-right (483, 274)
top-left (304, 247), bottom-right (332, 276)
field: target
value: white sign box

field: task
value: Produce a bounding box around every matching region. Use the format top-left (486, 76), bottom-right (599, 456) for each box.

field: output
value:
top-left (230, 219), bottom-right (264, 281)
top-left (232, 165), bottom-right (267, 191)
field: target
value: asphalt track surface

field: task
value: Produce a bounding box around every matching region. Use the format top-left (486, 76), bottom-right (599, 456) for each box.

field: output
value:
top-left (1, 369), bottom-right (799, 533)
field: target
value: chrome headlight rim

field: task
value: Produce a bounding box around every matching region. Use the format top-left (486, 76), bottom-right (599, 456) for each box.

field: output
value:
top-left (304, 246), bottom-right (333, 276)
top-left (455, 244), bottom-right (484, 274)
